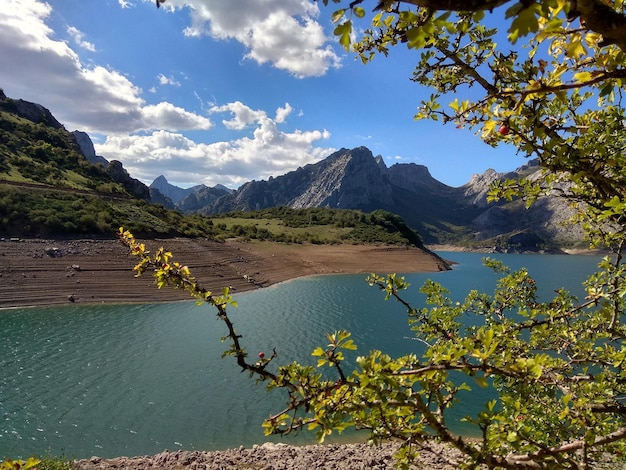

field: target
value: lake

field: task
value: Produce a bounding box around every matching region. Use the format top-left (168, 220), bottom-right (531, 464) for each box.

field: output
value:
top-left (0, 252), bottom-right (605, 459)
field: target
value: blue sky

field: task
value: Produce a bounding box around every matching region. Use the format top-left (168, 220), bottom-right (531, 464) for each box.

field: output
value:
top-left (0, 0), bottom-right (526, 189)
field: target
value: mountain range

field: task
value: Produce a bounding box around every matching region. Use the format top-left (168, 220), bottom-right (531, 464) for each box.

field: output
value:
top-left (149, 147), bottom-right (583, 250)
top-left (1, 89), bottom-right (583, 250)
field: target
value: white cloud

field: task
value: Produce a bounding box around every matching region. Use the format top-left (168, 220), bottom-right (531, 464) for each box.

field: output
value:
top-left (169, 0), bottom-right (341, 77)
top-left (142, 102), bottom-right (212, 131)
top-left (67, 26), bottom-right (96, 52)
top-left (210, 101), bottom-right (266, 130)
top-left (157, 73), bottom-right (181, 87)
top-left (95, 107), bottom-right (333, 187)
top-left (0, 0), bottom-right (336, 187)
top-left (275, 103), bottom-right (292, 123)
top-left (0, 0), bottom-right (210, 134)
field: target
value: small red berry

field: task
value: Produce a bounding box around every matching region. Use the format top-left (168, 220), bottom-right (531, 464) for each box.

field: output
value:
top-left (258, 352), bottom-right (265, 359)
top-left (498, 124), bottom-right (510, 136)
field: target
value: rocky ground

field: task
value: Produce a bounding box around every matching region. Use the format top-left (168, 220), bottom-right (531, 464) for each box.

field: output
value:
top-left (73, 441), bottom-right (467, 469)
top-left (0, 237), bottom-right (449, 309)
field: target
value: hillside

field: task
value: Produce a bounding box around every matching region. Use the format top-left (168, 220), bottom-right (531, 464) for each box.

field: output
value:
top-left (0, 90), bottom-right (427, 249)
top-left (0, 89), bottom-right (215, 239)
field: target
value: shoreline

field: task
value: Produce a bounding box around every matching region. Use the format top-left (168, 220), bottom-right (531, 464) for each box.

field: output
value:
top-left (72, 441), bottom-right (468, 469)
top-left (0, 238), bottom-right (449, 310)
top-left (2, 238), bottom-right (464, 468)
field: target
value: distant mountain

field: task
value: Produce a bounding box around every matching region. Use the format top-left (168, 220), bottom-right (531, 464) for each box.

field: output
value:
top-left (150, 175), bottom-right (205, 204)
top-left (167, 146), bottom-right (582, 251)
top-left (149, 175), bottom-right (233, 212)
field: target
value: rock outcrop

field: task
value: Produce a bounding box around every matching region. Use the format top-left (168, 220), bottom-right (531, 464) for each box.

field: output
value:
top-left (105, 160), bottom-right (150, 200)
top-left (72, 130), bottom-right (109, 166)
top-left (0, 88), bottom-right (64, 129)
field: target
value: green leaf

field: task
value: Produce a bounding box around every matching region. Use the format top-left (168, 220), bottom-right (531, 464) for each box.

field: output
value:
top-left (353, 6), bottom-right (365, 18)
top-left (331, 9), bottom-right (345, 23)
top-left (509, 8), bottom-right (538, 43)
top-left (476, 376), bottom-right (489, 388)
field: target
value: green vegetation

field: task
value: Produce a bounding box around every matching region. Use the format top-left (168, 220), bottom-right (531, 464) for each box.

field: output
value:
top-left (0, 182), bottom-right (422, 246)
top-left (0, 455), bottom-right (71, 470)
top-left (121, 1), bottom-right (626, 468)
top-left (0, 184), bottom-right (215, 238)
top-left (214, 207), bottom-right (423, 246)
top-left (0, 107), bottom-right (127, 195)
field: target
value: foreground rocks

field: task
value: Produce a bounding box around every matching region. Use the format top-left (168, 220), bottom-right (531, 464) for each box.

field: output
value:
top-left (73, 442), bottom-right (466, 469)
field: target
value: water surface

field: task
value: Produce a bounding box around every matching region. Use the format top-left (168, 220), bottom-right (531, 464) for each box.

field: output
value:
top-left (0, 252), bottom-right (604, 459)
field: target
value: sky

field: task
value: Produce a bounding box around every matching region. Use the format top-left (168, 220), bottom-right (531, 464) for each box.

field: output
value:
top-left (0, 0), bottom-right (527, 189)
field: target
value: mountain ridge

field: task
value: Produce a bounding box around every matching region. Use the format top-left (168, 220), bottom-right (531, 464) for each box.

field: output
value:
top-left (156, 147), bottom-right (581, 250)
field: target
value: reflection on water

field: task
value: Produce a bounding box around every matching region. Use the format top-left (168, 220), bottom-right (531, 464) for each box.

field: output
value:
top-left (0, 252), bottom-right (604, 459)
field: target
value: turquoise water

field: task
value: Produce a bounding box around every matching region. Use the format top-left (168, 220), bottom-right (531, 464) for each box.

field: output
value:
top-left (0, 252), bottom-right (605, 459)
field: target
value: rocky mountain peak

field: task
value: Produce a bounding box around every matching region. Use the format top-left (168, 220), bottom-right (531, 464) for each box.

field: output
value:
top-left (289, 147), bottom-right (393, 209)
top-left (72, 130), bottom-right (109, 166)
top-left (150, 175), bottom-right (209, 205)
top-left (0, 92), bottom-right (63, 129)
top-left (387, 162), bottom-right (449, 194)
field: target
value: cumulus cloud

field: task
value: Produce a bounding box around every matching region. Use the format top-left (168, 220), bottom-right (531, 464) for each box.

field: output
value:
top-left (1, 0), bottom-right (337, 187)
top-left (210, 101), bottom-right (267, 130)
top-left (165, 0), bottom-right (341, 77)
top-left (0, 0), bottom-right (210, 134)
top-left (275, 103), bottom-right (293, 123)
top-left (95, 103), bottom-right (333, 187)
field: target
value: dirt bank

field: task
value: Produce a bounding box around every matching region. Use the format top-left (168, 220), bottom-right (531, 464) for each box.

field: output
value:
top-left (73, 441), bottom-right (467, 469)
top-left (0, 238), bottom-right (449, 309)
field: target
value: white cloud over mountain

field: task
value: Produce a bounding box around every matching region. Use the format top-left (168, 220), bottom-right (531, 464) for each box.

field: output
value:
top-left (96, 103), bottom-right (332, 188)
top-left (0, 0), bottom-right (335, 187)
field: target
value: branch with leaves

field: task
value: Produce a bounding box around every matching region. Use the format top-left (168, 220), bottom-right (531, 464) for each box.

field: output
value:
top-left (119, 226), bottom-right (626, 468)
top-left (325, 0), bottom-right (626, 50)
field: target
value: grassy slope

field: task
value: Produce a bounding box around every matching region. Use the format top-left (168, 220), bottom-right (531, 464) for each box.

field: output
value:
top-left (0, 104), bottom-right (423, 246)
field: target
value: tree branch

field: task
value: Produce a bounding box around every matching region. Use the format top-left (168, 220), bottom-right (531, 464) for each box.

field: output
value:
top-left (508, 426), bottom-right (626, 464)
top-left (366, 0), bottom-right (626, 50)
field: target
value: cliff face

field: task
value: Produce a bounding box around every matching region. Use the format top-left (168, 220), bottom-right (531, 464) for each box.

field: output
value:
top-left (289, 147), bottom-right (394, 209)
top-left (72, 131), bottom-right (109, 166)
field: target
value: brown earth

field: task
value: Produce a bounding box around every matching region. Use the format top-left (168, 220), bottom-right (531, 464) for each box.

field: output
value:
top-left (0, 238), bottom-right (449, 309)
top-left (73, 441), bottom-right (468, 470)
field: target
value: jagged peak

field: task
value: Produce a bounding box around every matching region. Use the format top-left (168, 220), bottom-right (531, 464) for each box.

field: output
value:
top-left (151, 175), bottom-right (169, 186)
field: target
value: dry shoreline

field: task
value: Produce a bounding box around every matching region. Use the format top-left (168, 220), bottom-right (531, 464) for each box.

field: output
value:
top-left (0, 237), bottom-right (449, 309)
